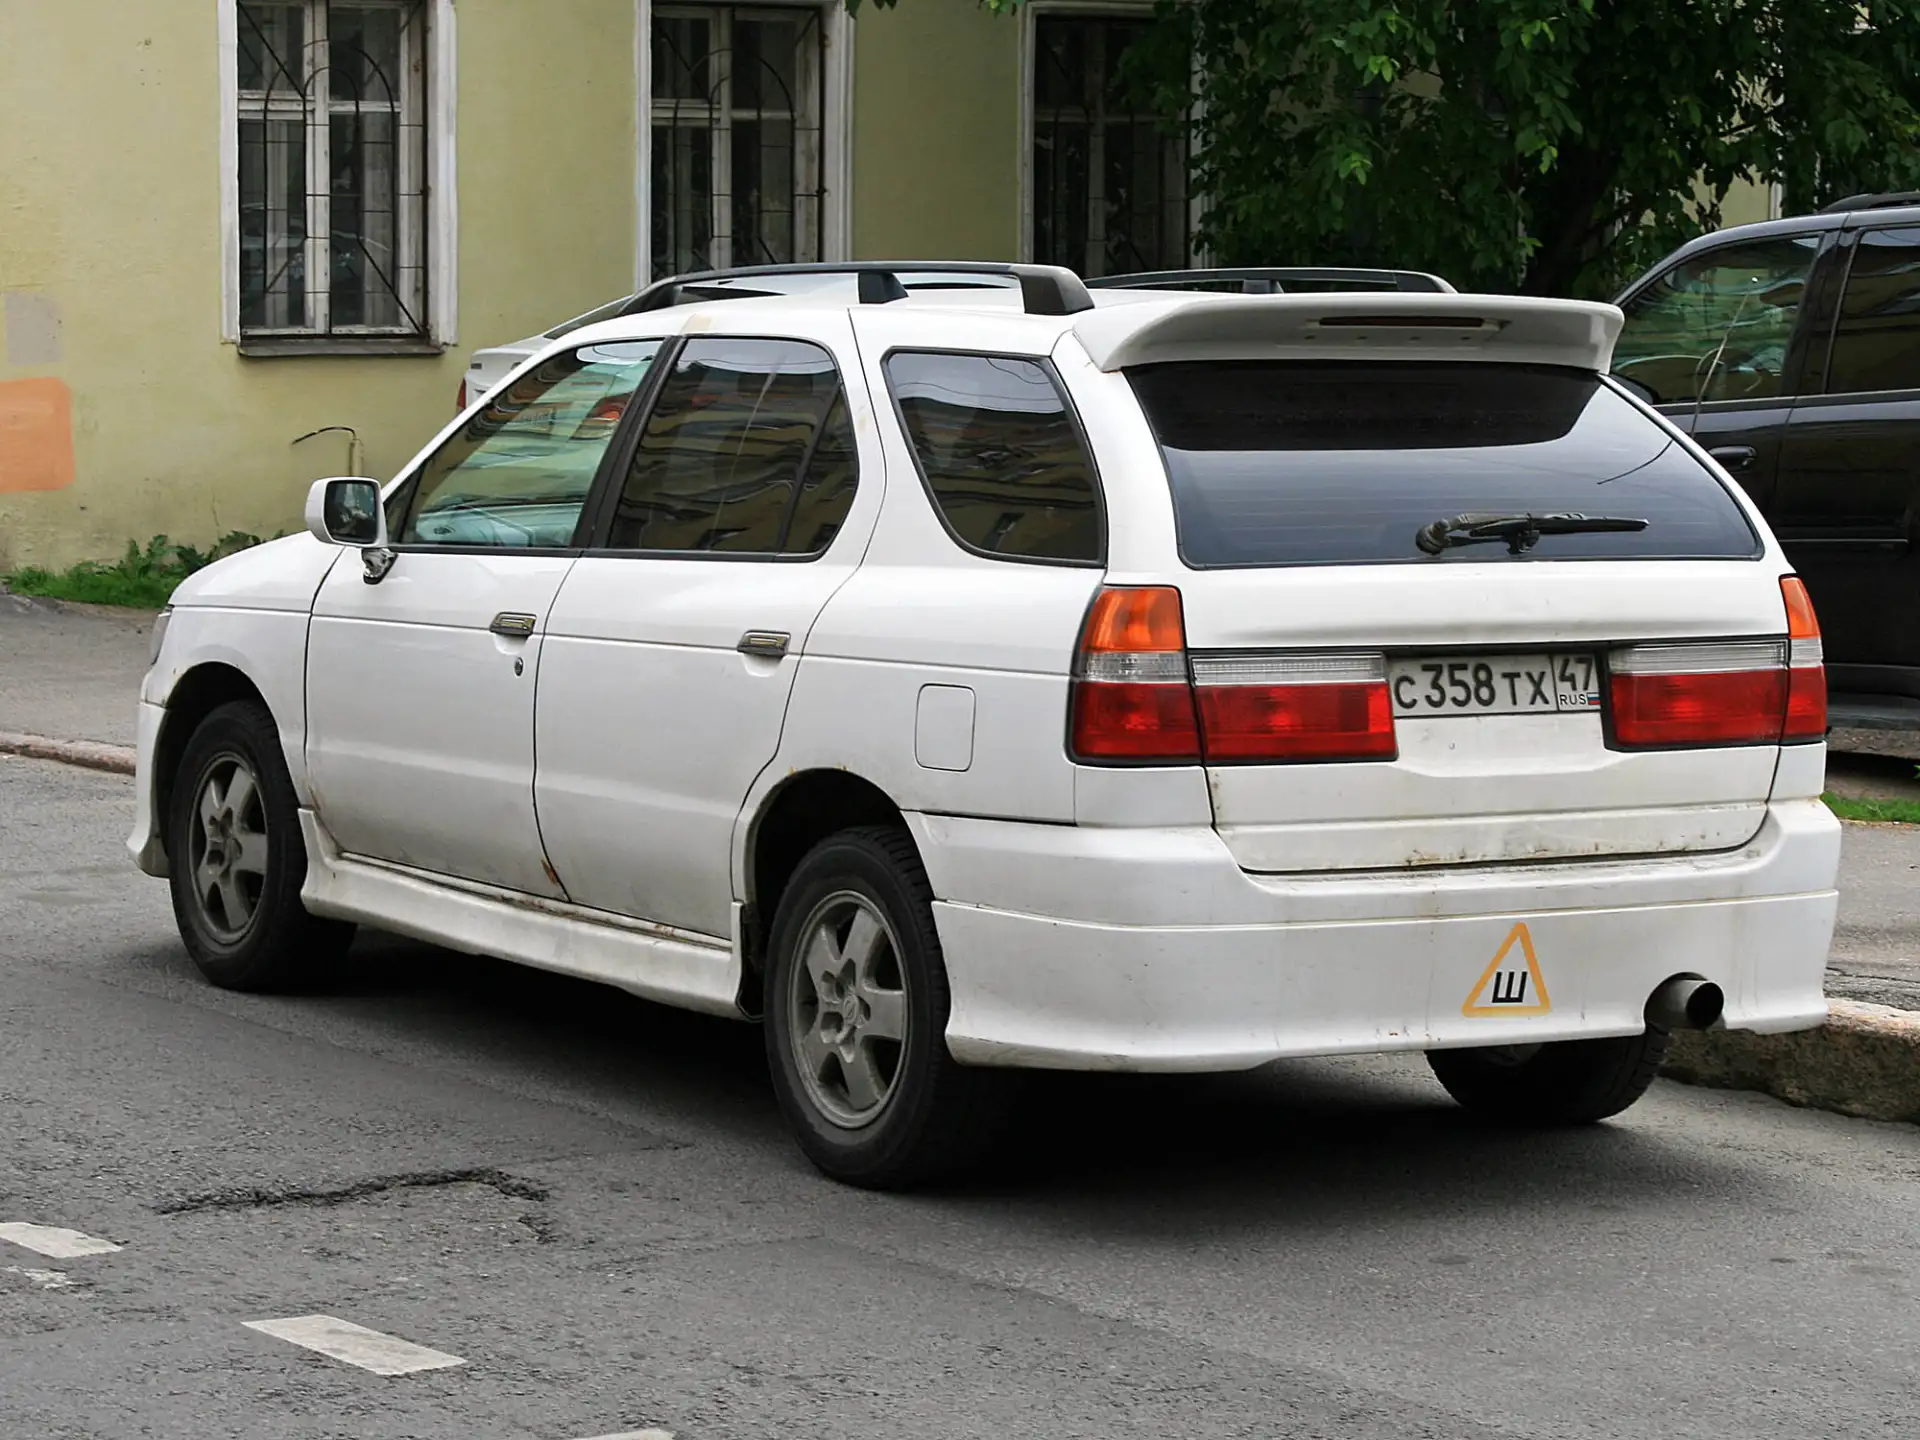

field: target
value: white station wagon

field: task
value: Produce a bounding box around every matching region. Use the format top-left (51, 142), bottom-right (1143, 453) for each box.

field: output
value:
top-left (131, 262), bottom-right (1842, 1188)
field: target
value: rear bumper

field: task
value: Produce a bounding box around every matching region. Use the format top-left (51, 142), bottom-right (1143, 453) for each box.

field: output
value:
top-left (910, 800), bottom-right (1840, 1072)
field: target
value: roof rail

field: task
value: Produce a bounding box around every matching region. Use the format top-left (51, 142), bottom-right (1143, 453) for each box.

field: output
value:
top-left (1817, 191), bottom-right (1920, 215)
top-left (625, 261), bottom-right (1095, 316)
top-left (1085, 266), bottom-right (1456, 295)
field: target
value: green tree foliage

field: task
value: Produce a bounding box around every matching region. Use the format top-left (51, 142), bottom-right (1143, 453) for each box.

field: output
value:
top-left (1102, 0), bottom-right (1920, 296)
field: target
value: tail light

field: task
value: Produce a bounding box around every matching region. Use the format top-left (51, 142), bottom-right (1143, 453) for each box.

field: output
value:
top-left (1191, 653), bottom-right (1396, 760)
top-left (1069, 587), bottom-right (1200, 760)
top-left (1609, 576), bottom-right (1827, 748)
top-left (457, 378), bottom-right (469, 413)
top-left (1781, 576), bottom-right (1826, 740)
top-left (1069, 586), bottom-right (1397, 764)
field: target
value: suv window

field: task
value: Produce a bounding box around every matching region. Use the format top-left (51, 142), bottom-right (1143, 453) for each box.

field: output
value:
top-left (402, 341), bottom-right (660, 547)
top-left (884, 352), bottom-right (1102, 563)
top-left (608, 337), bottom-right (855, 555)
top-left (1827, 227), bottom-right (1920, 394)
top-left (1612, 235), bottom-right (1821, 405)
top-left (1127, 361), bottom-right (1761, 568)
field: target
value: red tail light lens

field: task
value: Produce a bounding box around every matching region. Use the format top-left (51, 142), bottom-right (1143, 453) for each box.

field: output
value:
top-left (1611, 653), bottom-right (1789, 747)
top-left (1071, 680), bottom-right (1203, 759)
top-left (1069, 588), bottom-right (1397, 764)
top-left (1781, 576), bottom-right (1826, 741)
top-left (1610, 641), bottom-right (1795, 747)
top-left (1069, 587), bottom-right (1200, 760)
top-left (1610, 579), bottom-right (1825, 749)
top-left (457, 378), bottom-right (469, 413)
top-left (1191, 653), bottom-right (1397, 761)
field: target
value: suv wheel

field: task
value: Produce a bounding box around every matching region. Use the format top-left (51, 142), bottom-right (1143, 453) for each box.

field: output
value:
top-left (167, 700), bottom-right (355, 991)
top-left (763, 826), bottom-right (1012, 1188)
top-left (1426, 1031), bottom-right (1671, 1125)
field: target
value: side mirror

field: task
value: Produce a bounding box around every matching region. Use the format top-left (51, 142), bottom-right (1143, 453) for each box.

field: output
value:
top-left (304, 477), bottom-right (397, 584)
top-left (305, 477), bottom-right (386, 547)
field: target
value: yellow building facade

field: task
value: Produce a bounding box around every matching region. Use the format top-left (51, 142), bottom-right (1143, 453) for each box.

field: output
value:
top-left (0, 0), bottom-right (1776, 568)
top-left (1, 0), bottom-right (1043, 568)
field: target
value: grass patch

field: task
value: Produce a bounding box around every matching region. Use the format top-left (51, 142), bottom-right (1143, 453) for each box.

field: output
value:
top-left (6, 533), bottom-right (266, 610)
top-left (1823, 792), bottom-right (1920, 825)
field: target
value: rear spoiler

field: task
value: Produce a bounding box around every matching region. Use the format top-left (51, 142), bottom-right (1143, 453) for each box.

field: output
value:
top-left (1071, 293), bottom-right (1624, 373)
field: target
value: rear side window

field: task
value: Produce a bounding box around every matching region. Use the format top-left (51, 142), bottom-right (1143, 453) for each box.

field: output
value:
top-left (1127, 362), bottom-right (1761, 569)
top-left (884, 351), bottom-right (1102, 563)
top-left (607, 337), bottom-right (857, 556)
top-left (1827, 227), bottom-right (1920, 394)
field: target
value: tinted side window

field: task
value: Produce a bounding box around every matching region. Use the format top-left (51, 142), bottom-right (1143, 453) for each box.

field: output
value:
top-left (1128, 362), bottom-right (1761, 568)
top-left (1612, 235), bottom-right (1820, 404)
top-left (884, 352), bottom-right (1102, 563)
top-left (402, 341), bottom-right (659, 547)
top-left (1827, 227), bottom-right (1920, 394)
top-left (785, 390), bottom-right (858, 555)
top-left (608, 338), bottom-right (854, 555)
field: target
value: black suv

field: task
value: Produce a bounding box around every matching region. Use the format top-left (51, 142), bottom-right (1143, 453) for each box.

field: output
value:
top-left (1612, 193), bottom-right (1920, 722)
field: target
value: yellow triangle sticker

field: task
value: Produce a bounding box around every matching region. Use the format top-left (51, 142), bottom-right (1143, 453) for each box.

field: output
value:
top-left (1461, 922), bottom-right (1552, 1017)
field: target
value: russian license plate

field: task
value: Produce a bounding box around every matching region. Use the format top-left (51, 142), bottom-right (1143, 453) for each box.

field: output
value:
top-left (1388, 653), bottom-right (1601, 717)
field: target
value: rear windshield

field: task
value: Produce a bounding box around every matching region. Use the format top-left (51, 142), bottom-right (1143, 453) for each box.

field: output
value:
top-left (1126, 362), bottom-right (1761, 568)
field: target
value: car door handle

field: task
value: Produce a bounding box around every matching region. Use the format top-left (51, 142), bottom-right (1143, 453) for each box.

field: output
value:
top-left (489, 612), bottom-right (538, 638)
top-left (737, 630), bottom-right (791, 659)
top-left (1708, 445), bottom-right (1758, 472)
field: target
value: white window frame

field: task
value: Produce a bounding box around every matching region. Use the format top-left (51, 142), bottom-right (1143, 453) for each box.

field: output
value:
top-left (219, 0), bottom-right (457, 351)
top-left (635, 0), bottom-right (851, 286)
top-left (1016, 0), bottom-right (1201, 271)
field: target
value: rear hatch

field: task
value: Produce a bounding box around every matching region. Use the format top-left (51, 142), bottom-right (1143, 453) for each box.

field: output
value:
top-left (1127, 358), bottom-right (1803, 874)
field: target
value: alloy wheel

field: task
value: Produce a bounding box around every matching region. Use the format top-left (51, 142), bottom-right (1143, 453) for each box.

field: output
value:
top-left (187, 754), bottom-right (270, 942)
top-left (786, 889), bottom-right (910, 1129)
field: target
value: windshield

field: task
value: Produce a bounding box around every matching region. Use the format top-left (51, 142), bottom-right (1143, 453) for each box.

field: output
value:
top-left (1126, 360), bottom-right (1761, 568)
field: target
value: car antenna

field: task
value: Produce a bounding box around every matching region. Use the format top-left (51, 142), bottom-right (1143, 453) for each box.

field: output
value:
top-left (1689, 289), bottom-right (1758, 439)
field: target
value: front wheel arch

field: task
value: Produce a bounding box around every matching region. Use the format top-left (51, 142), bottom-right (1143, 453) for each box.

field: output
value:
top-left (153, 663), bottom-right (272, 863)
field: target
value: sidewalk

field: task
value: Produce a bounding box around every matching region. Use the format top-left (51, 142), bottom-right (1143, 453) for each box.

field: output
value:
top-left (4, 590), bottom-right (1918, 1117)
top-left (0, 591), bottom-right (154, 747)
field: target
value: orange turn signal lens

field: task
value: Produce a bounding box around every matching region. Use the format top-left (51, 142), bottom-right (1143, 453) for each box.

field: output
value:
top-left (1781, 576), bottom-right (1820, 640)
top-left (1080, 586), bottom-right (1186, 654)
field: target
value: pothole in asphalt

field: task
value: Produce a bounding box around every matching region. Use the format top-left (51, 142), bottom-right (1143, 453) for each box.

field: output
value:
top-left (153, 1169), bottom-right (563, 1267)
top-left (153, 1167), bottom-right (549, 1217)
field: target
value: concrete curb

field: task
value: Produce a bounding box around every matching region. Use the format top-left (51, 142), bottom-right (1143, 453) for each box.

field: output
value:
top-left (1663, 1000), bottom-right (1920, 1124)
top-left (0, 731), bottom-right (136, 776)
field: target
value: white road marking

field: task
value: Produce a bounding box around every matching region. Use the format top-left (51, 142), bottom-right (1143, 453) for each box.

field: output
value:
top-left (242, 1316), bottom-right (467, 1376)
top-left (0, 1222), bottom-right (123, 1259)
top-left (575, 1432), bottom-right (674, 1440)
top-left (4, 1265), bottom-right (78, 1290)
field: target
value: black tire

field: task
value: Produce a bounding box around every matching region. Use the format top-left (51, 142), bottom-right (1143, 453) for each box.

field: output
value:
top-left (166, 699), bottom-right (355, 991)
top-left (763, 826), bottom-right (1014, 1189)
top-left (1426, 1030), bottom-right (1671, 1125)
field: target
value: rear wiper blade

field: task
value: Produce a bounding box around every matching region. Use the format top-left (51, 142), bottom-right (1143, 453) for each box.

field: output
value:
top-left (1415, 511), bottom-right (1650, 556)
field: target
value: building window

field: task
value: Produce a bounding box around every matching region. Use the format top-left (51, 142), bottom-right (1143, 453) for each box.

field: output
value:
top-left (650, 6), bottom-right (825, 279)
top-left (235, 0), bottom-right (429, 339)
top-left (1030, 14), bottom-right (1189, 278)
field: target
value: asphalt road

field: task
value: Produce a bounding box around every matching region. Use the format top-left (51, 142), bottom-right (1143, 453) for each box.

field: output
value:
top-left (3, 754), bottom-right (1919, 1440)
